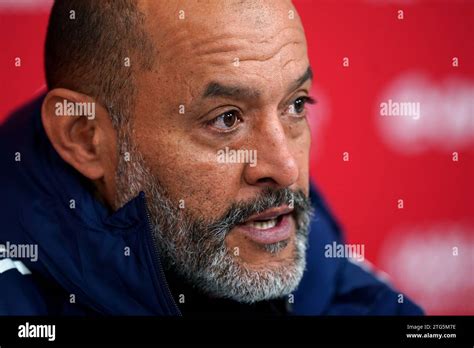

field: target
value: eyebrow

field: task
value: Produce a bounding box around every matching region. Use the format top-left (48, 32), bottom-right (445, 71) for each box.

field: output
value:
top-left (288, 66), bottom-right (313, 94)
top-left (203, 82), bottom-right (260, 100)
top-left (202, 66), bottom-right (313, 100)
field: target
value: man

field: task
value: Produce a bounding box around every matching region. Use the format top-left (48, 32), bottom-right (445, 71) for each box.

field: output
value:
top-left (0, 0), bottom-right (422, 316)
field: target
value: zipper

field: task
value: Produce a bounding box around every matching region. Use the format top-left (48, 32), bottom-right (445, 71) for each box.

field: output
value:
top-left (141, 193), bottom-right (182, 316)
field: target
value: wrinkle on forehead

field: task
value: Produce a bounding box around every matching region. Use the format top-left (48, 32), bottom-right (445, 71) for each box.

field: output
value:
top-left (137, 0), bottom-right (308, 104)
top-left (161, 25), bottom-right (307, 70)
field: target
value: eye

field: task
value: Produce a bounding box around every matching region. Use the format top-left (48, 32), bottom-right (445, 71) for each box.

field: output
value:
top-left (208, 110), bottom-right (242, 131)
top-left (288, 96), bottom-right (316, 116)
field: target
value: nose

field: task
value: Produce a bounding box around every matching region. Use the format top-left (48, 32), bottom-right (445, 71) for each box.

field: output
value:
top-left (243, 115), bottom-right (299, 189)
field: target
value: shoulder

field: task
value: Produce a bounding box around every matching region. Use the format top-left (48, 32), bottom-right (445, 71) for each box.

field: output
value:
top-left (326, 258), bottom-right (424, 315)
top-left (0, 257), bottom-right (48, 315)
top-left (295, 185), bottom-right (424, 316)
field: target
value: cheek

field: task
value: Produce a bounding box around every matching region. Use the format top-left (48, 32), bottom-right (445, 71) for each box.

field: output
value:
top-left (168, 162), bottom-right (243, 219)
top-left (137, 135), bottom-right (243, 219)
top-left (292, 122), bottom-right (311, 191)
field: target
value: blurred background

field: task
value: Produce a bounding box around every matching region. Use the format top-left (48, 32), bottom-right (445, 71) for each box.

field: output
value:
top-left (0, 0), bottom-right (472, 314)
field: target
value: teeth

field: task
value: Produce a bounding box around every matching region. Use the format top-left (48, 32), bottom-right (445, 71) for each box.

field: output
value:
top-left (247, 218), bottom-right (277, 230)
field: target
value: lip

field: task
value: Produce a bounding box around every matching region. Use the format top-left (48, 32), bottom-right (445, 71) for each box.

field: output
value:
top-left (234, 206), bottom-right (295, 245)
top-left (245, 206), bottom-right (294, 222)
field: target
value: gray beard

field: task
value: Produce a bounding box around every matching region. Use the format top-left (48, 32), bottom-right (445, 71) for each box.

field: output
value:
top-left (114, 128), bottom-right (312, 304)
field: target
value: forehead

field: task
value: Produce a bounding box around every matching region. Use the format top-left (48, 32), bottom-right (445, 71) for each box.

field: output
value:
top-left (140, 0), bottom-right (309, 100)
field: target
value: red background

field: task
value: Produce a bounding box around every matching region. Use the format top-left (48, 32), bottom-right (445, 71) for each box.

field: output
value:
top-left (1, 0), bottom-right (472, 314)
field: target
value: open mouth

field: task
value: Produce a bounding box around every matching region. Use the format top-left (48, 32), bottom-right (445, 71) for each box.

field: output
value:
top-left (235, 206), bottom-right (295, 245)
top-left (244, 214), bottom-right (284, 230)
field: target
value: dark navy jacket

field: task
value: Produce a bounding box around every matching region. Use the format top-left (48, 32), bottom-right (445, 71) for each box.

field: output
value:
top-left (0, 96), bottom-right (423, 316)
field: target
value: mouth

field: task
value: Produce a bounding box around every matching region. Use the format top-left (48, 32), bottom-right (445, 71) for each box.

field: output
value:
top-left (234, 206), bottom-right (295, 245)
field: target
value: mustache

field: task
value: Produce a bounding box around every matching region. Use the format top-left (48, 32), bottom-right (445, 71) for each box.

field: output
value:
top-left (193, 188), bottom-right (313, 243)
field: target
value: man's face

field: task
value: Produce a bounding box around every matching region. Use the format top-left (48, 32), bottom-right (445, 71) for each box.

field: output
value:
top-left (116, 0), bottom-right (313, 302)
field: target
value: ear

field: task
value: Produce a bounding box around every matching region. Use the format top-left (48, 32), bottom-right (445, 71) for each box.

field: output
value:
top-left (41, 88), bottom-right (118, 203)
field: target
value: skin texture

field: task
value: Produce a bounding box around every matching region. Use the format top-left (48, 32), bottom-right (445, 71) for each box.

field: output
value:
top-left (42, 0), bottom-right (312, 275)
